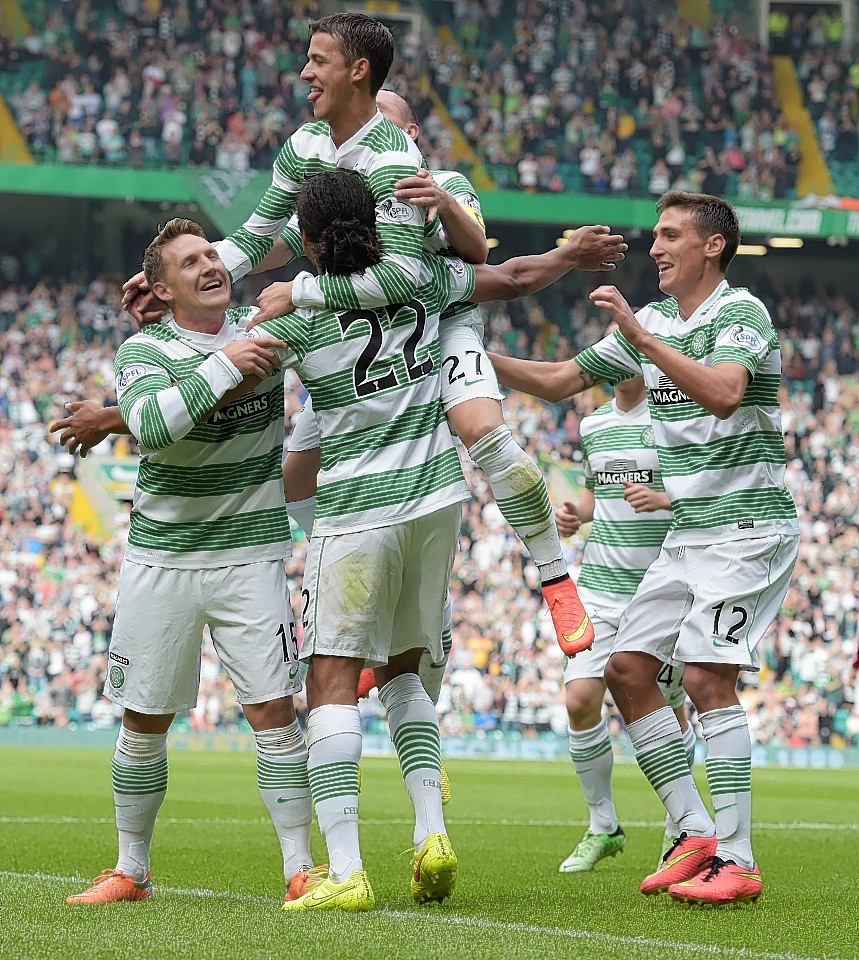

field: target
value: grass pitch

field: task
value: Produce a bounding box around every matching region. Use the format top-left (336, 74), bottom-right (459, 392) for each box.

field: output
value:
top-left (1, 747), bottom-right (856, 960)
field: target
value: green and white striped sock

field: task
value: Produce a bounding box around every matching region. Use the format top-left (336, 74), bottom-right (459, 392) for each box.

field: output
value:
top-left (379, 673), bottom-right (444, 849)
top-left (254, 722), bottom-right (313, 882)
top-left (628, 706), bottom-right (714, 838)
top-left (112, 725), bottom-right (168, 881)
top-left (307, 704), bottom-right (363, 883)
top-left (700, 705), bottom-right (754, 869)
top-left (468, 425), bottom-right (563, 571)
top-left (568, 720), bottom-right (617, 834)
top-left (665, 720), bottom-right (698, 837)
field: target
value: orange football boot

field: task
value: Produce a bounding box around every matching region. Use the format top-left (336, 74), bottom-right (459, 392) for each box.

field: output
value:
top-left (669, 857), bottom-right (763, 905)
top-left (66, 869), bottom-right (152, 905)
top-left (541, 577), bottom-right (595, 656)
top-left (639, 832), bottom-right (718, 895)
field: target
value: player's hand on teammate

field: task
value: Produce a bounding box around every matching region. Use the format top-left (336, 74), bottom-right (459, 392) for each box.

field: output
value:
top-left (622, 482), bottom-right (668, 514)
top-left (221, 336), bottom-right (286, 379)
top-left (555, 501), bottom-right (584, 537)
top-left (589, 286), bottom-right (645, 343)
top-left (564, 226), bottom-right (627, 272)
top-left (395, 167), bottom-right (445, 222)
top-left (250, 282), bottom-right (295, 328)
top-left (48, 400), bottom-right (111, 457)
top-left (121, 271), bottom-right (168, 327)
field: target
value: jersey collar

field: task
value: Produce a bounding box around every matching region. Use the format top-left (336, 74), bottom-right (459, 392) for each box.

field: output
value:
top-left (334, 109), bottom-right (384, 159)
top-left (612, 394), bottom-right (649, 418)
top-left (681, 279), bottom-right (730, 324)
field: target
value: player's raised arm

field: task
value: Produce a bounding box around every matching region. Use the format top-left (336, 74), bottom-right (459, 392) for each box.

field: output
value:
top-left (488, 353), bottom-right (602, 404)
top-left (396, 168), bottom-right (489, 264)
top-left (217, 138), bottom-right (306, 283)
top-left (467, 225), bottom-right (627, 306)
top-left (589, 284), bottom-right (751, 420)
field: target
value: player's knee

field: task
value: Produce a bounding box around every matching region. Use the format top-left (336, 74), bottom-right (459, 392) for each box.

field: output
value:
top-left (565, 685), bottom-right (602, 728)
top-left (682, 664), bottom-right (739, 714)
top-left (447, 400), bottom-right (504, 449)
top-left (566, 702), bottom-right (602, 729)
top-left (604, 652), bottom-right (639, 698)
top-left (243, 695), bottom-right (295, 731)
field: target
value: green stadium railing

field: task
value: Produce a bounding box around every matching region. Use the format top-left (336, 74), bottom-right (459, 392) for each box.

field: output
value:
top-left (2, 163), bottom-right (859, 236)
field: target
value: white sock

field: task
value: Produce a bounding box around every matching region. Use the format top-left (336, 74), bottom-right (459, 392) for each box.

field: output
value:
top-left (568, 720), bottom-right (617, 834)
top-left (665, 722), bottom-right (698, 837)
top-left (307, 704), bottom-right (363, 883)
top-left (467, 424), bottom-right (563, 570)
top-left (253, 722), bottom-right (313, 882)
top-left (112, 725), bottom-right (168, 881)
top-left (379, 673), bottom-right (445, 849)
top-left (418, 593), bottom-right (453, 706)
top-left (700, 705), bottom-right (754, 869)
top-left (286, 495), bottom-right (316, 538)
top-left (627, 706), bottom-right (714, 838)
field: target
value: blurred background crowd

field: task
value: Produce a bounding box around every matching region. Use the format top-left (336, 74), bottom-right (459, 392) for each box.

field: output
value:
top-left (2, 270), bottom-right (857, 749)
top-left (2, 1), bottom-right (856, 194)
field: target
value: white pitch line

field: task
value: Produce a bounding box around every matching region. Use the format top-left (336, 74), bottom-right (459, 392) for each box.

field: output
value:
top-left (0, 815), bottom-right (856, 832)
top-left (0, 870), bottom-right (848, 960)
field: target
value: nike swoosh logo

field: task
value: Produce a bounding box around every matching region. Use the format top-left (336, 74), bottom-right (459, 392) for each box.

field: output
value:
top-left (665, 846), bottom-right (708, 868)
top-left (713, 803), bottom-right (737, 815)
top-left (305, 886), bottom-right (342, 906)
top-left (288, 666), bottom-right (299, 680)
top-left (461, 377), bottom-right (487, 388)
top-left (276, 795), bottom-right (310, 804)
top-left (563, 615), bottom-right (591, 646)
top-left (413, 849), bottom-right (428, 883)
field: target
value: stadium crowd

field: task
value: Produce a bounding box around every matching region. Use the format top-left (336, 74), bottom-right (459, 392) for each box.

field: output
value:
top-left (3, 0), bottom-right (828, 202)
top-left (2, 0), bottom-right (453, 174)
top-left (1, 271), bottom-right (857, 748)
top-left (423, 0), bottom-right (800, 198)
top-left (771, 4), bottom-right (859, 197)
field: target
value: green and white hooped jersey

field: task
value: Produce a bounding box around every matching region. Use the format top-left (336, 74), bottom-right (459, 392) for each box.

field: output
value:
top-left (219, 111), bottom-right (442, 309)
top-left (255, 254), bottom-right (476, 536)
top-left (278, 167), bottom-right (486, 333)
top-left (577, 397), bottom-right (672, 605)
top-left (575, 281), bottom-right (798, 546)
top-left (114, 310), bottom-right (291, 569)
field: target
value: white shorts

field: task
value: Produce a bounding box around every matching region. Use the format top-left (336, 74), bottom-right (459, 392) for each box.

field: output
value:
top-left (613, 535), bottom-right (799, 672)
top-left (106, 559), bottom-right (301, 714)
top-left (562, 596), bottom-right (686, 709)
top-left (300, 504), bottom-right (460, 667)
top-left (288, 399), bottom-right (320, 453)
top-left (439, 319), bottom-right (503, 413)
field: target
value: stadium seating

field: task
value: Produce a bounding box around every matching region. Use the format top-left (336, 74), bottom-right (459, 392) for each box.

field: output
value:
top-left (781, 7), bottom-right (859, 197)
top-left (2, 0), bottom-right (835, 200)
top-left (419, 0), bottom-right (802, 197)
